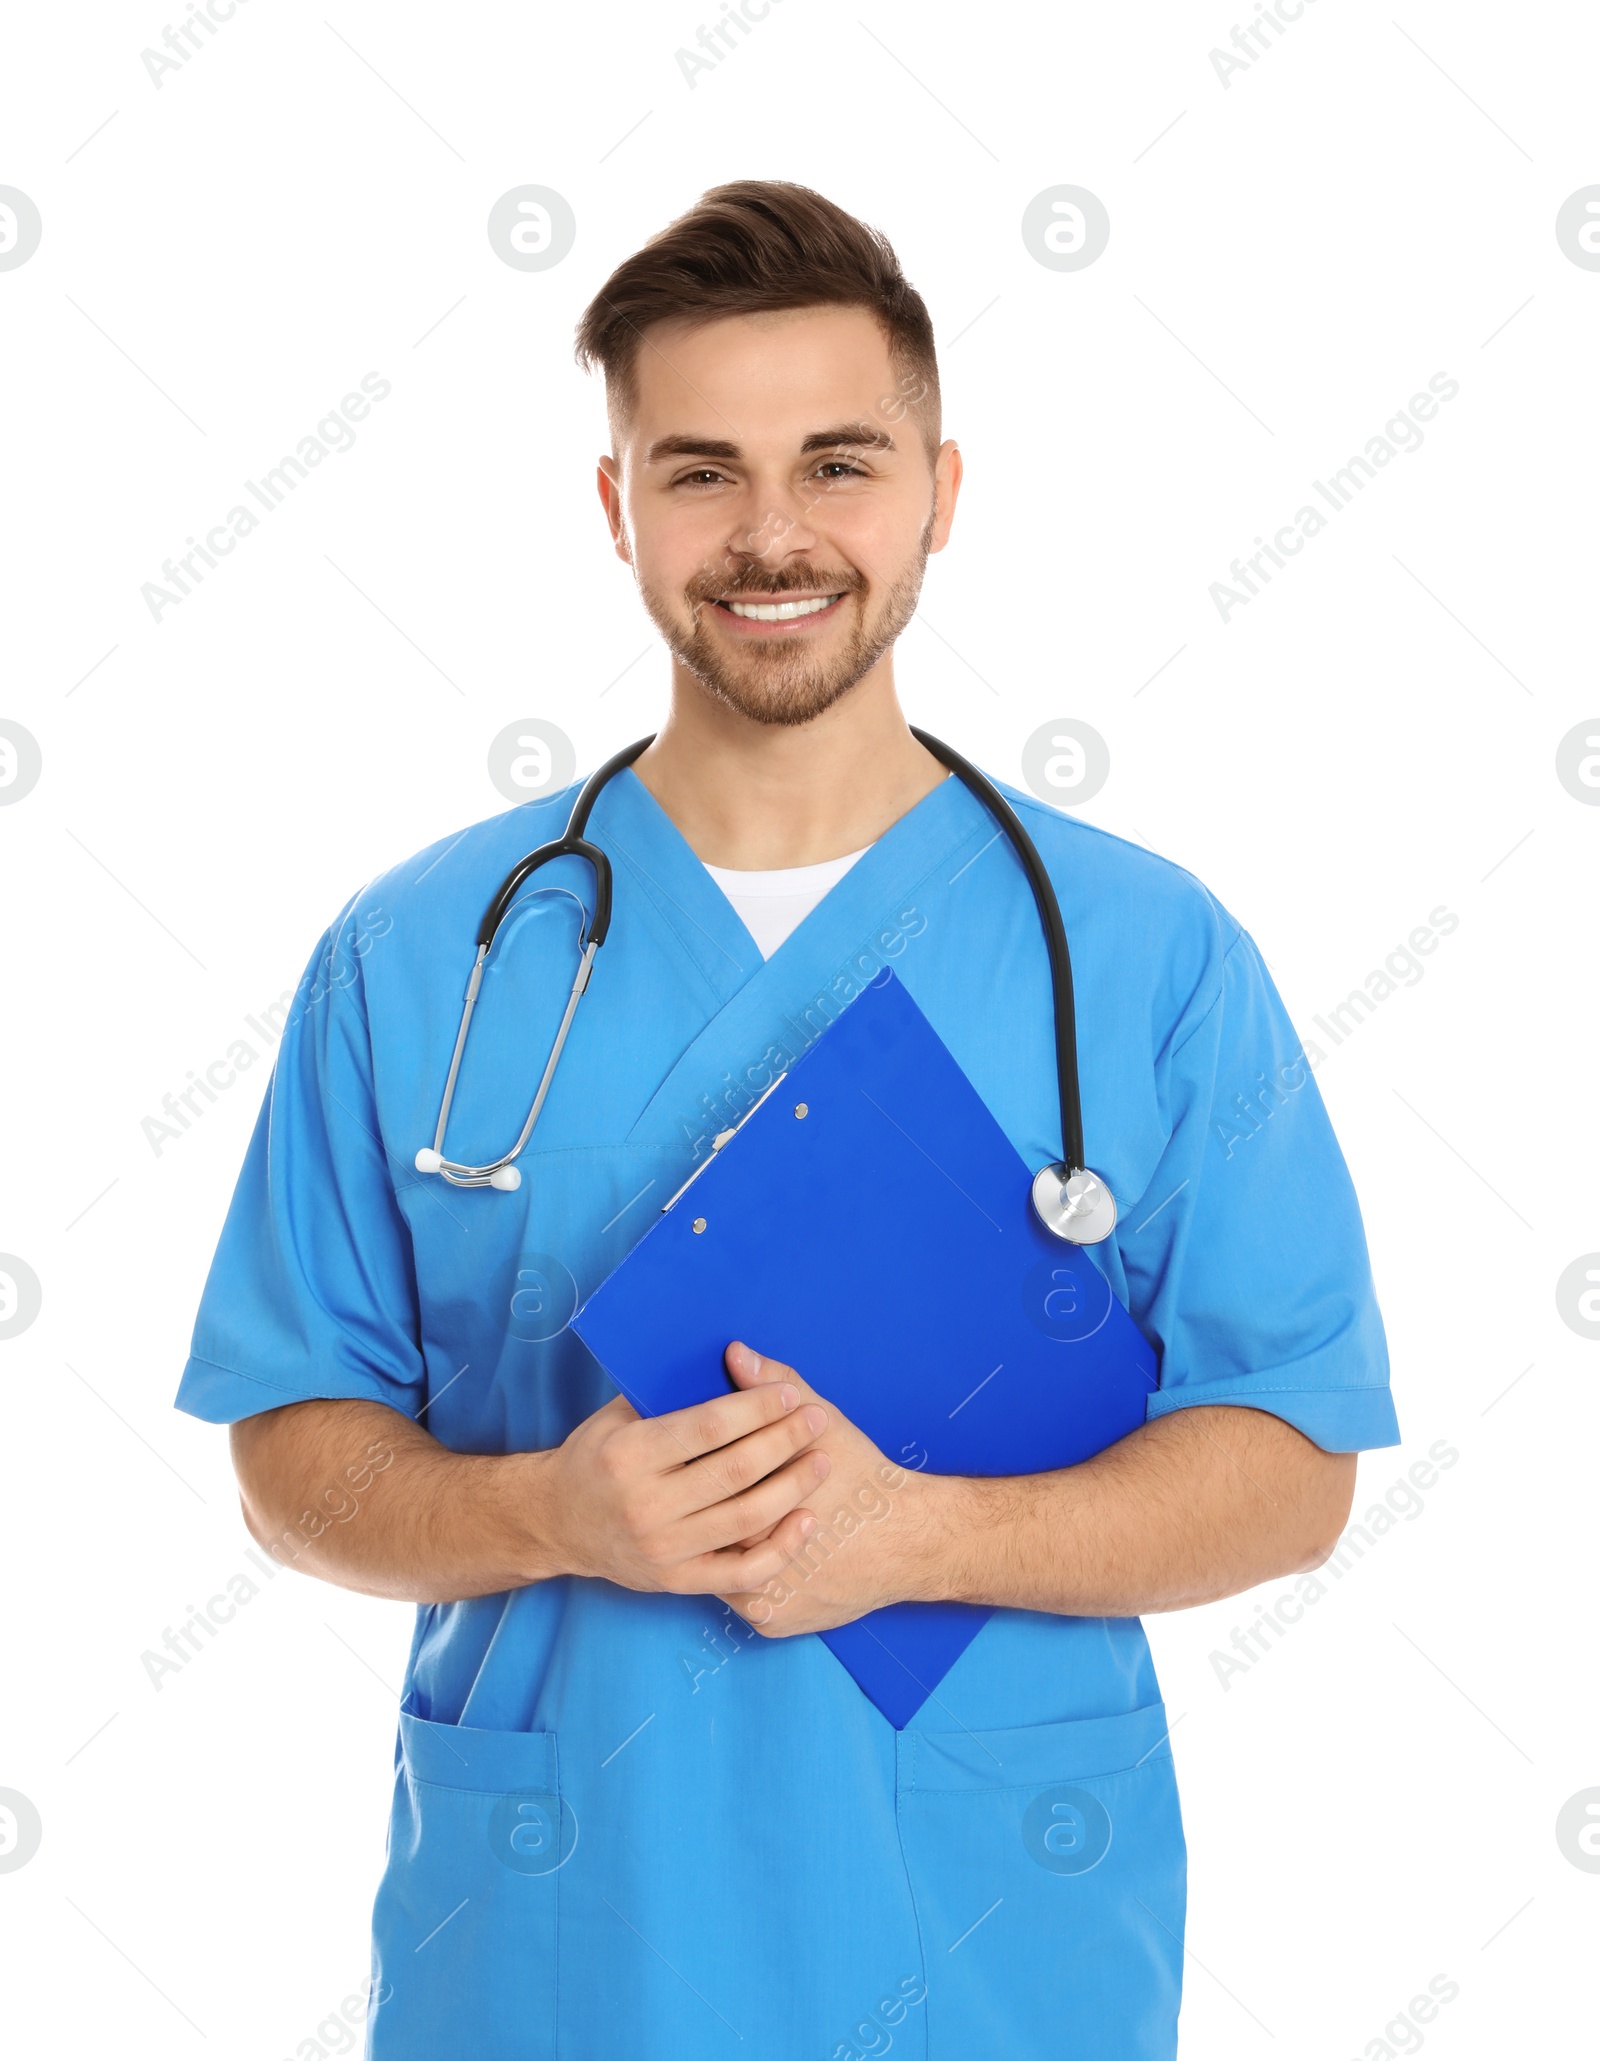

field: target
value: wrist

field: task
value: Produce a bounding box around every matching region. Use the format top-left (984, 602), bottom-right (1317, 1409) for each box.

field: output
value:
top-left (501, 1446), bottom-right (571, 1587)
top-left (910, 1469), bottom-right (1084, 1615)
top-left (892, 1466), bottom-right (981, 1606)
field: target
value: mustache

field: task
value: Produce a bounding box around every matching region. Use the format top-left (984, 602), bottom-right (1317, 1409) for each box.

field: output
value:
top-left (686, 564), bottom-right (866, 605)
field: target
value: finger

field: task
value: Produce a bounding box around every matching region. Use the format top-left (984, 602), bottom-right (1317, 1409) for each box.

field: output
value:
top-left (735, 1502), bottom-right (817, 1572)
top-left (662, 1403), bottom-right (829, 1522)
top-left (717, 1586), bottom-right (778, 1630)
top-left (670, 1447), bottom-right (832, 1560)
top-left (677, 1505), bottom-right (821, 1595)
top-left (726, 1346), bottom-right (835, 1419)
top-left (724, 1341), bottom-right (803, 1392)
top-left (641, 1378), bottom-right (806, 1470)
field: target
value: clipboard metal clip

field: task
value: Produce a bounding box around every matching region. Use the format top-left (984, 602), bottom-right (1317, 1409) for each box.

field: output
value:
top-left (661, 1072), bottom-right (791, 1214)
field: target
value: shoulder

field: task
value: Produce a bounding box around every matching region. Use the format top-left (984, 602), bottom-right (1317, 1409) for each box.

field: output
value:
top-left (994, 777), bottom-right (1242, 952)
top-left (333, 782), bottom-right (586, 943)
top-left (989, 776), bottom-right (1249, 1050)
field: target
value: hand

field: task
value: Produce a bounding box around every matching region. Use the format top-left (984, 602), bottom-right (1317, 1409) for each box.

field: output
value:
top-left (715, 1342), bottom-right (939, 1638)
top-left (538, 1378), bottom-right (834, 1597)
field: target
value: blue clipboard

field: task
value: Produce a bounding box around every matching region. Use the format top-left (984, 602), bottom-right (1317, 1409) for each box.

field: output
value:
top-left (572, 968), bottom-right (1158, 1727)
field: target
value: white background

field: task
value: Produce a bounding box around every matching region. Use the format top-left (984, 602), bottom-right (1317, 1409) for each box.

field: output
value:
top-left (2, 0), bottom-right (1597, 2053)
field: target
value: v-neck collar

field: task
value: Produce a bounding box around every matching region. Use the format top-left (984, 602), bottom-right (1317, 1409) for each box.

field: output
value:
top-left (583, 767), bottom-right (997, 1154)
top-left (590, 764), bottom-right (972, 984)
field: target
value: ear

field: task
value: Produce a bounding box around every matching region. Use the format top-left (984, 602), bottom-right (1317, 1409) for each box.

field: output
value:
top-left (928, 438), bottom-right (963, 555)
top-left (596, 456), bottom-right (632, 564)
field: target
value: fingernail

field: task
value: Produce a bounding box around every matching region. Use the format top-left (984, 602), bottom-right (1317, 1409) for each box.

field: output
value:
top-left (803, 1405), bottom-right (827, 1434)
top-left (778, 1384), bottom-right (799, 1409)
top-left (799, 1513), bottom-right (817, 1535)
top-left (812, 1453), bottom-right (831, 1479)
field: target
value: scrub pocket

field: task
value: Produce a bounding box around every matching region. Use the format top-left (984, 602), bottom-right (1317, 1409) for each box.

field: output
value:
top-left (367, 1711), bottom-right (568, 2061)
top-left (896, 1701), bottom-right (1186, 2061)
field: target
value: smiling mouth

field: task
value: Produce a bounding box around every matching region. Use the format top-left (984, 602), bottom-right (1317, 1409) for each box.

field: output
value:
top-left (714, 593), bottom-right (846, 622)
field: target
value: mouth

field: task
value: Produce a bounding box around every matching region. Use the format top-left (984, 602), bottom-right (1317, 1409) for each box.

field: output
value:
top-left (708, 591), bottom-right (849, 632)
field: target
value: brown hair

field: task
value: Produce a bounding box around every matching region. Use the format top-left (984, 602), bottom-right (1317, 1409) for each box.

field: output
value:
top-left (573, 180), bottom-right (940, 456)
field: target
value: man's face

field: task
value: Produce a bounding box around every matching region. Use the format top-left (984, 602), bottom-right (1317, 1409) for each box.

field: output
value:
top-left (598, 306), bottom-right (960, 727)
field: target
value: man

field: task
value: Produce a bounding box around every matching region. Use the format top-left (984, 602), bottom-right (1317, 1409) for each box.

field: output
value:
top-left (178, 181), bottom-right (1398, 2058)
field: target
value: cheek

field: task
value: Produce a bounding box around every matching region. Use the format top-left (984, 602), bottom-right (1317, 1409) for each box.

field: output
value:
top-left (823, 514), bottom-right (915, 589)
top-left (629, 499), bottom-right (743, 594)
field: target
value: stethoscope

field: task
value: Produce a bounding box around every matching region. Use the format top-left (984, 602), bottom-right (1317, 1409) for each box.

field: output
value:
top-left (414, 730), bottom-right (1118, 1244)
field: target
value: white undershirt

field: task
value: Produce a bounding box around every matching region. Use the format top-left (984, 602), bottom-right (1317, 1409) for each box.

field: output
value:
top-left (703, 847), bottom-right (872, 959)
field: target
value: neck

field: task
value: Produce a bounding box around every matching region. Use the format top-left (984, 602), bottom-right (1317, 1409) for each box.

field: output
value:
top-left (630, 658), bottom-right (946, 869)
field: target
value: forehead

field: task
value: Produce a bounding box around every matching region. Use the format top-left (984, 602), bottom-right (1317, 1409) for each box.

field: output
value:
top-left (623, 305), bottom-right (897, 447)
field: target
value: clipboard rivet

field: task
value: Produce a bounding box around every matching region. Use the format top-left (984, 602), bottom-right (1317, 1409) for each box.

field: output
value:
top-left (692, 1217), bottom-right (707, 1234)
top-left (794, 1102), bottom-right (808, 1119)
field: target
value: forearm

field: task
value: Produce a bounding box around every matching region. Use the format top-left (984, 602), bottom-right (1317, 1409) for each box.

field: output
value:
top-left (905, 1404), bottom-right (1356, 1618)
top-left (230, 1398), bottom-right (561, 1603)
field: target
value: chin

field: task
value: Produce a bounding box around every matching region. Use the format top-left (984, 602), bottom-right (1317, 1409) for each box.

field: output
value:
top-left (689, 658), bottom-right (872, 729)
top-left (641, 557), bottom-right (928, 728)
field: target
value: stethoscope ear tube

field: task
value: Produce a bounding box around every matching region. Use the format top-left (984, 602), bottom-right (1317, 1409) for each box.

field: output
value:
top-left (477, 835), bottom-right (615, 951)
top-left (474, 735), bottom-right (655, 949)
top-left (421, 735), bottom-right (656, 1188)
top-left (909, 729), bottom-right (1116, 1244)
top-left (909, 729), bottom-right (1086, 1174)
top-left (420, 728), bottom-right (1113, 1235)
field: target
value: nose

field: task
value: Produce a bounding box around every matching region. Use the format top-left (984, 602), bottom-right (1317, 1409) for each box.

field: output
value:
top-left (723, 483), bottom-right (824, 570)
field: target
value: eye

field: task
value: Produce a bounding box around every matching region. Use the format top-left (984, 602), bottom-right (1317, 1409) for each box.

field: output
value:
top-left (673, 468), bottom-right (730, 489)
top-left (814, 460), bottom-right (868, 481)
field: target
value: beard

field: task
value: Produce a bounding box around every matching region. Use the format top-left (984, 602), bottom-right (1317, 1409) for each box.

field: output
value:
top-left (637, 514), bottom-right (935, 729)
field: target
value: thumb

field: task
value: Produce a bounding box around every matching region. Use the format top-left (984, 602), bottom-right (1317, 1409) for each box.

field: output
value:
top-left (724, 1340), bottom-right (802, 1391)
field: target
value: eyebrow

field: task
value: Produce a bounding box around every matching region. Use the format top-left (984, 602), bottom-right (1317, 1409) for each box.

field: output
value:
top-left (644, 422), bottom-right (897, 465)
top-left (801, 423), bottom-right (896, 456)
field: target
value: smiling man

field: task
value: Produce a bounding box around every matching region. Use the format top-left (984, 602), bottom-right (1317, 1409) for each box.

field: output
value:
top-left (178, 182), bottom-right (1399, 2059)
top-left (621, 366), bottom-right (933, 730)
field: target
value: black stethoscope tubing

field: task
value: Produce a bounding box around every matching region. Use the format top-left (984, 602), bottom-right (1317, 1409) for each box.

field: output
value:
top-left (416, 731), bottom-right (1114, 1240)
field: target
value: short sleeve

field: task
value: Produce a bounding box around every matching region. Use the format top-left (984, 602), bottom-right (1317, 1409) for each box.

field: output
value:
top-left (1124, 923), bottom-right (1399, 1453)
top-left (174, 906), bottom-right (425, 1425)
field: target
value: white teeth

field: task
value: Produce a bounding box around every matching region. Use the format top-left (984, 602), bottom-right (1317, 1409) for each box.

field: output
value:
top-left (724, 594), bottom-right (841, 621)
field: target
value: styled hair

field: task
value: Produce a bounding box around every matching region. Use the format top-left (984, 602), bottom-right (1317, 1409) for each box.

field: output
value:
top-left (573, 180), bottom-right (940, 455)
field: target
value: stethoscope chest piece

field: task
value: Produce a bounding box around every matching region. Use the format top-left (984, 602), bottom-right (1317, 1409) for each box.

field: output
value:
top-left (1031, 1163), bottom-right (1118, 1245)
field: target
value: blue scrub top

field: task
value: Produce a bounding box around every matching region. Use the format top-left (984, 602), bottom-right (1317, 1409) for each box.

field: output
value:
top-left (177, 767), bottom-right (1398, 2060)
